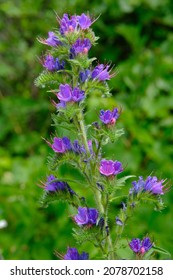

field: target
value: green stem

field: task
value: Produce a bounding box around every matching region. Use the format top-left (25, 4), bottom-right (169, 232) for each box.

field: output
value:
top-left (77, 110), bottom-right (90, 156)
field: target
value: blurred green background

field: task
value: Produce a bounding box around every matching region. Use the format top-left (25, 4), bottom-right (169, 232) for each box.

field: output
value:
top-left (0, 0), bottom-right (173, 259)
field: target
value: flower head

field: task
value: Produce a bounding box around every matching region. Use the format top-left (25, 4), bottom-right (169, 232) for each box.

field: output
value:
top-left (79, 69), bottom-right (91, 83)
top-left (59, 14), bottom-right (77, 34)
top-left (130, 176), bottom-right (166, 195)
top-left (44, 175), bottom-right (66, 192)
top-left (144, 176), bottom-right (165, 195)
top-left (72, 87), bottom-right (85, 102)
top-left (43, 55), bottom-right (65, 72)
top-left (100, 159), bottom-right (123, 177)
top-left (74, 207), bottom-right (98, 226)
top-left (129, 237), bottom-right (153, 255)
top-left (54, 58), bottom-right (65, 71)
top-left (45, 31), bottom-right (61, 47)
top-left (57, 84), bottom-right (72, 102)
top-left (57, 84), bottom-right (85, 104)
top-left (100, 108), bottom-right (119, 125)
top-left (43, 54), bottom-right (55, 71)
top-left (71, 38), bottom-right (91, 56)
top-left (92, 64), bottom-right (111, 81)
top-left (51, 137), bottom-right (71, 153)
top-left (64, 247), bottom-right (89, 260)
top-left (77, 13), bottom-right (92, 29)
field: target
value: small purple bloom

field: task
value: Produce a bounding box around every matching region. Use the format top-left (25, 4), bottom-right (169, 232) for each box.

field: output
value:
top-left (43, 55), bottom-right (65, 72)
top-left (57, 84), bottom-right (85, 104)
top-left (91, 64), bottom-right (111, 81)
top-left (64, 247), bottom-right (89, 260)
top-left (130, 176), bottom-right (144, 195)
top-left (60, 14), bottom-right (77, 34)
top-left (43, 54), bottom-right (55, 71)
top-left (129, 238), bottom-right (141, 253)
top-left (115, 216), bottom-right (124, 226)
top-left (56, 101), bottom-right (66, 108)
top-left (55, 58), bottom-right (65, 70)
top-left (77, 13), bottom-right (92, 29)
top-left (72, 87), bottom-right (85, 102)
top-left (71, 38), bottom-right (91, 55)
top-left (129, 237), bottom-right (153, 255)
top-left (62, 137), bottom-right (72, 151)
top-left (72, 140), bottom-right (83, 154)
top-left (100, 159), bottom-right (123, 177)
top-left (51, 137), bottom-right (71, 153)
top-left (130, 176), bottom-right (166, 195)
top-left (141, 237), bottom-right (153, 253)
top-left (45, 175), bottom-right (66, 192)
top-left (144, 176), bottom-right (165, 195)
top-left (45, 31), bottom-right (61, 47)
top-left (57, 84), bottom-right (72, 102)
top-left (79, 69), bottom-right (91, 82)
top-left (100, 108), bottom-right (119, 125)
top-left (74, 207), bottom-right (98, 226)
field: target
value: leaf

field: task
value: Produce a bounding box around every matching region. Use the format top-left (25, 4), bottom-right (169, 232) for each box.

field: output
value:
top-left (152, 246), bottom-right (172, 257)
top-left (34, 70), bottom-right (67, 88)
top-left (39, 189), bottom-right (80, 209)
top-left (73, 227), bottom-right (99, 244)
top-left (116, 175), bottom-right (136, 187)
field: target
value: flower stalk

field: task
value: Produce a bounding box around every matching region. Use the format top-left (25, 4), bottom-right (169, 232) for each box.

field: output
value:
top-left (35, 12), bottom-right (169, 260)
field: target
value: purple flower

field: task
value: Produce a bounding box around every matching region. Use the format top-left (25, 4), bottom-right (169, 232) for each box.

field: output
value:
top-left (57, 84), bottom-right (85, 104)
top-left (54, 58), bottom-right (65, 70)
top-left (59, 14), bottom-right (77, 34)
top-left (100, 108), bottom-right (119, 125)
top-left (141, 237), bottom-right (153, 253)
top-left (45, 175), bottom-right (66, 192)
top-left (43, 55), bottom-right (65, 72)
top-left (72, 140), bottom-right (85, 154)
top-left (115, 217), bottom-right (124, 226)
top-left (130, 176), bottom-right (166, 195)
top-left (74, 207), bottom-right (98, 226)
top-left (64, 247), bottom-right (89, 260)
top-left (144, 176), bottom-right (165, 195)
top-left (129, 176), bottom-right (144, 195)
top-left (43, 54), bottom-right (55, 71)
top-left (72, 87), bottom-right (85, 102)
top-left (91, 64), bottom-right (111, 81)
top-left (77, 13), bottom-right (92, 29)
top-left (57, 84), bottom-right (72, 102)
top-left (45, 31), bottom-right (61, 47)
top-left (71, 38), bottom-right (91, 56)
top-left (129, 237), bottom-right (153, 255)
top-left (51, 137), bottom-right (71, 153)
top-left (129, 238), bottom-right (141, 253)
top-left (56, 101), bottom-right (66, 108)
top-left (79, 69), bottom-right (91, 82)
top-left (100, 159), bottom-right (123, 177)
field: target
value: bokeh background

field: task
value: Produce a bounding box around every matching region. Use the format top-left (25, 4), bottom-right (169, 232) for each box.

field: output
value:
top-left (0, 0), bottom-right (173, 259)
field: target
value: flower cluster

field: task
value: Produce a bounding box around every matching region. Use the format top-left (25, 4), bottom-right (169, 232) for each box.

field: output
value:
top-left (64, 247), bottom-right (89, 260)
top-left (129, 237), bottom-right (153, 255)
top-left (130, 176), bottom-right (166, 195)
top-left (100, 159), bottom-right (123, 177)
top-left (51, 137), bottom-right (93, 155)
top-left (57, 84), bottom-right (85, 106)
top-left (74, 207), bottom-right (98, 226)
top-left (43, 55), bottom-right (65, 72)
top-left (59, 13), bottom-right (93, 35)
top-left (44, 175), bottom-right (75, 195)
top-left (100, 108), bottom-right (119, 125)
